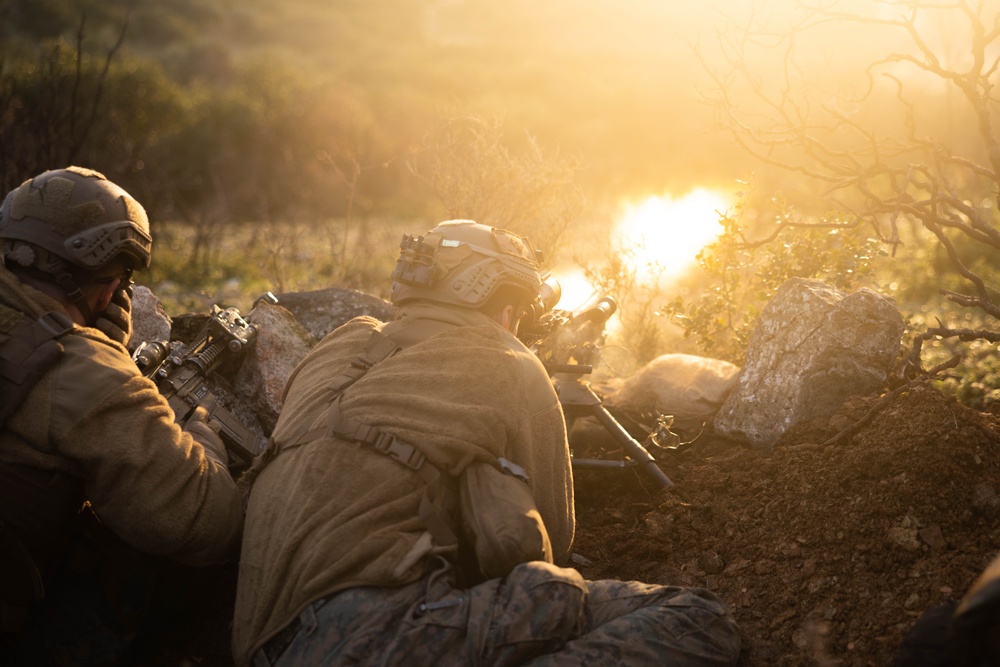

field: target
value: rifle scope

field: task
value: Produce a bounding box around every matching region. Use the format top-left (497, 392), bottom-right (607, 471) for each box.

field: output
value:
top-left (133, 341), bottom-right (170, 377)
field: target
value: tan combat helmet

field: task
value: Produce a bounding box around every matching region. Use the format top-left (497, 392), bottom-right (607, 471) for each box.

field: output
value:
top-left (390, 219), bottom-right (543, 309)
top-left (0, 166), bottom-right (151, 274)
top-left (0, 166), bottom-right (152, 322)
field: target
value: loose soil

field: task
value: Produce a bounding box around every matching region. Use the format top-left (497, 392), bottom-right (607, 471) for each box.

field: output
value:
top-left (572, 383), bottom-right (1000, 666)
top-left (149, 383), bottom-right (1000, 666)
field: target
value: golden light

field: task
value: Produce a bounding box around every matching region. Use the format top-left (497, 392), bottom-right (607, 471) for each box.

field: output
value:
top-left (545, 265), bottom-right (627, 338)
top-left (548, 267), bottom-right (599, 313)
top-left (613, 188), bottom-right (731, 284)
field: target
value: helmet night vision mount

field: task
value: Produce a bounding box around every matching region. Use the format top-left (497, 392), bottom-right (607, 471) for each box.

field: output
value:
top-left (389, 220), bottom-right (544, 309)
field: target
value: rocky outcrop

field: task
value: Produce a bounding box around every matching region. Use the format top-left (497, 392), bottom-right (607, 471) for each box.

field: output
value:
top-left (273, 287), bottom-right (395, 340)
top-left (713, 277), bottom-right (905, 448)
top-left (232, 299), bottom-right (316, 434)
top-left (129, 285), bottom-right (172, 351)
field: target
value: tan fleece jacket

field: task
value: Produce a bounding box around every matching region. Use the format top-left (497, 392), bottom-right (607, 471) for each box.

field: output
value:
top-left (0, 267), bottom-right (243, 569)
top-left (233, 303), bottom-right (575, 666)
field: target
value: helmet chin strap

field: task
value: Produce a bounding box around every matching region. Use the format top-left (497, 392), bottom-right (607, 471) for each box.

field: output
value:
top-left (52, 263), bottom-right (94, 325)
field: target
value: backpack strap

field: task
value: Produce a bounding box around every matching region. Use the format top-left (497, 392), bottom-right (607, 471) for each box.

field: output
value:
top-left (320, 393), bottom-right (459, 547)
top-left (239, 331), bottom-right (400, 489)
top-left (0, 305), bottom-right (75, 429)
top-left (280, 329), bottom-right (402, 450)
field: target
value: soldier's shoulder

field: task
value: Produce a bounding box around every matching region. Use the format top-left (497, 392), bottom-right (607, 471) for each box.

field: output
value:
top-left (60, 327), bottom-right (138, 379)
top-left (320, 315), bottom-right (382, 342)
top-left (306, 315), bottom-right (382, 361)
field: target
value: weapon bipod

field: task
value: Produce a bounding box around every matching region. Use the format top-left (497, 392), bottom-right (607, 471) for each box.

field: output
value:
top-left (549, 363), bottom-right (674, 489)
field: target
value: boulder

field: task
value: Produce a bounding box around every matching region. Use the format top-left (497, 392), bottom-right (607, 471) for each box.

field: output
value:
top-left (233, 300), bottom-right (315, 434)
top-left (273, 287), bottom-right (394, 340)
top-left (713, 277), bottom-right (904, 448)
top-left (604, 353), bottom-right (741, 432)
top-left (128, 285), bottom-right (172, 352)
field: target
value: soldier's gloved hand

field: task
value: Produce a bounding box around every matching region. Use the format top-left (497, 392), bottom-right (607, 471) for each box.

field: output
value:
top-left (94, 282), bottom-right (133, 346)
top-left (185, 406), bottom-right (229, 468)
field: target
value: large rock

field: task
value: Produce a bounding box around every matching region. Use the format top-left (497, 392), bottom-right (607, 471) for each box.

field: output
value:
top-left (714, 277), bottom-right (904, 448)
top-left (604, 353), bottom-right (741, 432)
top-left (128, 285), bottom-right (172, 352)
top-left (130, 286), bottom-right (395, 440)
top-left (233, 300), bottom-right (315, 434)
top-left (274, 287), bottom-right (394, 340)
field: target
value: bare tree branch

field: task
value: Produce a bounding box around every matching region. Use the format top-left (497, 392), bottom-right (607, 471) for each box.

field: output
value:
top-left (697, 0), bottom-right (1000, 380)
top-left (67, 10), bottom-right (129, 163)
top-left (812, 354), bottom-right (963, 448)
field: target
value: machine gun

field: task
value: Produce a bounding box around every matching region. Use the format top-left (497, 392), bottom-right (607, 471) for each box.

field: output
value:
top-left (518, 278), bottom-right (674, 489)
top-left (131, 293), bottom-right (277, 470)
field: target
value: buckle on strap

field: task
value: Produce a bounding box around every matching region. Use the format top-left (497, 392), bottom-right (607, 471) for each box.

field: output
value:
top-left (37, 311), bottom-right (74, 338)
top-left (373, 431), bottom-right (426, 470)
top-left (352, 332), bottom-right (401, 370)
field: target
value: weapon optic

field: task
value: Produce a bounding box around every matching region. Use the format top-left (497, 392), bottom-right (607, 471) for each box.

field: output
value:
top-left (132, 293), bottom-right (278, 470)
top-left (518, 278), bottom-right (673, 489)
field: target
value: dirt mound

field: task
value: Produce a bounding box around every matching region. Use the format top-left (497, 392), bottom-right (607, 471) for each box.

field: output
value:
top-left (572, 383), bottom-right (1000, 666)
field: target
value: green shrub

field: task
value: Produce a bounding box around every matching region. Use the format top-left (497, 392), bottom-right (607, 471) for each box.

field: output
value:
top-left (660, 198), bottom-right (885, 365)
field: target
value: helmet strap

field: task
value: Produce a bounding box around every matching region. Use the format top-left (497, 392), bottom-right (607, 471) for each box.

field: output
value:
top-left (53, 265), bottom-right (94, 324)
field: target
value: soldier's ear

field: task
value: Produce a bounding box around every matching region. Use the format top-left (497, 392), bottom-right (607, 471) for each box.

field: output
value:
top-left (498, 304), bottom-right (518, 333)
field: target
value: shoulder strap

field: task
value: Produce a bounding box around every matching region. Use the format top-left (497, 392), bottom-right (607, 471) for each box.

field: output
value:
top-left (0, 305), bottom-right (75, 429)
top-left (281, 329), bottom-right (402, 451)
top-left (238, 329), bottom-right (403, 488)
top-left (239, 328), bottom-right (461, 547)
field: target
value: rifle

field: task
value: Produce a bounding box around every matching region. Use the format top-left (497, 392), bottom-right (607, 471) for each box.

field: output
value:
top-left (131, 293), bottom-right (277, 470)
top-left (518, 278), bottom-right (674, 489)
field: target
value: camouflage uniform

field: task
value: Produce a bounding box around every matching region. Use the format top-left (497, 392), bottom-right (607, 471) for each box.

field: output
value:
top-left (256, 558), bottom-right (739, 666)
top-left (234, 221), bottom-right (740, 666)
top-left (236, 307), bottom-right (740, 667)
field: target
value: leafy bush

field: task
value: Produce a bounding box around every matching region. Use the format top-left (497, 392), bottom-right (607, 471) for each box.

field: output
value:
top-left (925, 335), bottom-right (1000, 409)
top-left (660, 197), bottom-right (885, 365)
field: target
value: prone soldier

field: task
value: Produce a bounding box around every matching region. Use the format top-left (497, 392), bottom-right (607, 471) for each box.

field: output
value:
top-left (233, 219), bottom-right (740, 666)
top-left (0, 167), bottom-right (243, 666)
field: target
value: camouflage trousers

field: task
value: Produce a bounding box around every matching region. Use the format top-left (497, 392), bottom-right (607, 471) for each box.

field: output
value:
top-left (253, 558), bottom-right (741, 666)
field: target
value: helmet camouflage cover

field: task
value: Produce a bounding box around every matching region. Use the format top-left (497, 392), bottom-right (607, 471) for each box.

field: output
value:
top-left (0, 166), bottom-right (151, 274)
top-left (390, 220), bottom-right (543, 308)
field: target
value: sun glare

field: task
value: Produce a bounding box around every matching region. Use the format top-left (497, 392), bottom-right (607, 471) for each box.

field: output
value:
top-left (546, 266), bottom-right (627, 337)
top-left (546, 188), bottom-right (731, 324)
top-left (548, 268), bottom-right (598, 313)
top-left (613, 189), bottom-right (730, 283)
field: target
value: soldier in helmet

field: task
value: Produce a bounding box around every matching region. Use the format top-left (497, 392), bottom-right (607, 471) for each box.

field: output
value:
top-left (233, 220), bottom-right (740, 666)
top-left (0, 167), bottom-right (243, 665)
